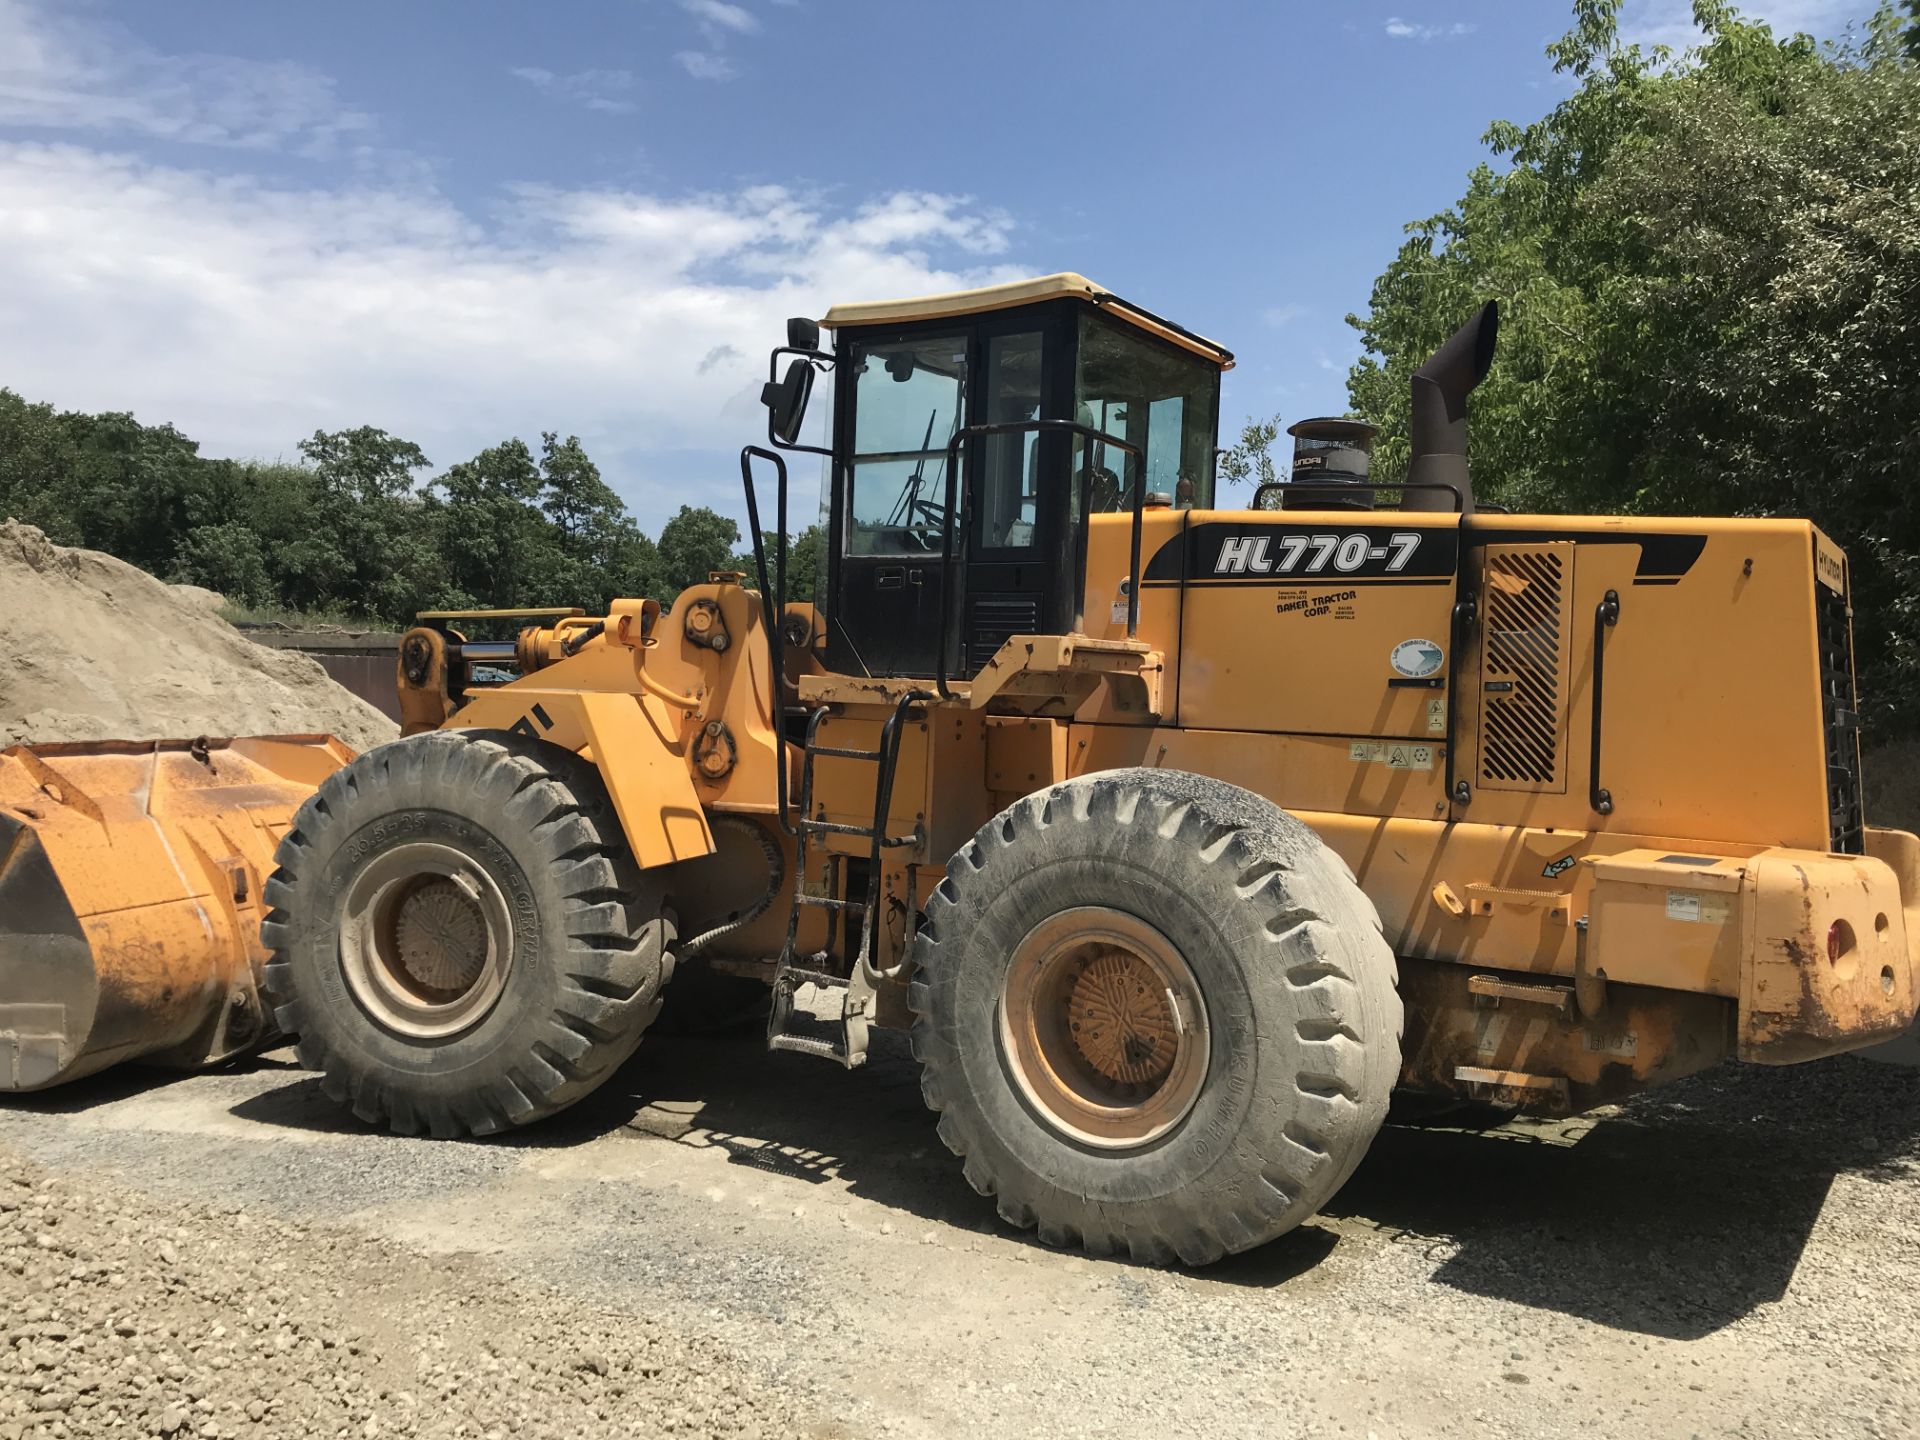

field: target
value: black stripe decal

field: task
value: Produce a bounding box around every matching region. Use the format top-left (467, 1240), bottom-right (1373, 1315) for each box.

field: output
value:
top-left (1141, 522), bottom-right (1709, 587)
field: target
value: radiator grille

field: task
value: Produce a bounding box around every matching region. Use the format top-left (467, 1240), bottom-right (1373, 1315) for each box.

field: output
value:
top-left (1479, 545), bottom-right (1572, 793)
top-left (1814, 566), bottom-right (1864, 854)
top-left (966, 595), bottom-right (1040, 671)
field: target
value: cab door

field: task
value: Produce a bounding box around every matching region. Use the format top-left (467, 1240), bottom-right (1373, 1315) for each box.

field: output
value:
top-left (826, 329), bottom-right (968, 678)
top-left (958, 317), bottom-right (1074, 672)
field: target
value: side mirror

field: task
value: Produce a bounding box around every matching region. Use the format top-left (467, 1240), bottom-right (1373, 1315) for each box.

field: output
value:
top-left (786, 316), bottom-right (820, 353)
top-left (760, 357), bottom-right (815, 446)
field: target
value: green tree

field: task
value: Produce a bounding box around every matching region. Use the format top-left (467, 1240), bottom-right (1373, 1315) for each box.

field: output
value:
top-left (734, 522), bottom-right (825, 605)
top-left (437, 438), bottom-right (559, 610)
top-left (0, 389), bottom-right (82, 542)
top-left (296, 427), bottom-right (445, 619)
top-left (656, 505), bottom-right (742, 600)
top-left (1217, 417), bottom-right (1285, 506)
top-left (172, 521), bottom-right (273, 607)
top-left (538, 433), bottom-right (654, 610)
top-left (1344, 0), bottom-right (1920, 728)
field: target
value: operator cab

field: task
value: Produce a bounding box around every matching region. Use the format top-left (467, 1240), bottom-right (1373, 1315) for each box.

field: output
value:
top-left (760, 274), bottom-right (1232, 680)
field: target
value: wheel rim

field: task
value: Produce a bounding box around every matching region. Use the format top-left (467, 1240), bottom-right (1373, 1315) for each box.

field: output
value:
top-left (998, 906), bottom-right (1210, 1150)
top-left (338, 842), bottom-right (513, 1039)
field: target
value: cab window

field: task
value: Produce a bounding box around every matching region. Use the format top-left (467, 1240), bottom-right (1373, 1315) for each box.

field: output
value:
top-left (1074, 313), bottom-right (1218, 511)
top-left (972, 330), bottom-right (1046, 552)
top-left (848, 335), bottom-right (966, 556)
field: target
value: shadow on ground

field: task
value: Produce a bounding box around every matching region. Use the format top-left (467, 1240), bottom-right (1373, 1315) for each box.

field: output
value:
top-left (25, 1024), bottom-right (1920, 1334)
top-left (1327, 1056), bottom-right (1920, 1338)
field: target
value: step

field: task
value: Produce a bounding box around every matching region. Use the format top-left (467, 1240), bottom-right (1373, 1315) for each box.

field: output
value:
top-left (794, 894), bottom-right (865, 913)
top-left (775, 965), bottom-right (849, 991)
top-left (807, 745), bottom-right (883, 762)
top-left (767, 1033), bottom-right (850, 1063)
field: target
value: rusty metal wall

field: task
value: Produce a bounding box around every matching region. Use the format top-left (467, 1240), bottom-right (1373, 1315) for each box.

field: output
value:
top-left (243, 631), bottom-right (402, 723)
top-left (308, 652), bottom-right (401, 722)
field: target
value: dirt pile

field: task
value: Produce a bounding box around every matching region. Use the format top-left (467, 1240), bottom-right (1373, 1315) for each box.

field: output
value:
top-left (0, 1145), bottom-right (813, 1440)
top-left (0, 521), bottom-right (395, 754)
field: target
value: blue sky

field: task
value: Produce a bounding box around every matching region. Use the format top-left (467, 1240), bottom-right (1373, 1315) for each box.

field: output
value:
top-left (0, 0), bottom-right (1880, 534)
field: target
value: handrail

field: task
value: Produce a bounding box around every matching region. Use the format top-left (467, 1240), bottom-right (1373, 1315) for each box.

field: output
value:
top-left (1590, 589), bottom-right (1620, 815)
top-left (934, 419), bottom-right (1147, 701)
top-left (741, 445), bottom-right (795, 835)
top-left (860, 689), bottom-right (934, 966)
top-left (1444, 591), bottom-right (1477, 808)
top-left (1248, 479), bottom-right (1467, 514)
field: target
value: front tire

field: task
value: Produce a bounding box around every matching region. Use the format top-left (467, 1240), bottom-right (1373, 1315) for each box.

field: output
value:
top-left (908, 769), bottom-right (1400, 1266)
top-left (260, 730), bottom-right (672, 1137)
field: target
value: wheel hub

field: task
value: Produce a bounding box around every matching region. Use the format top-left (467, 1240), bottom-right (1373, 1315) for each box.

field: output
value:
top-left (999, 906), bottom-right (1210, 1151)
top-left (1066, 950), bottom-right (1178, 1087)
top-left (393, 879), bottom-right (488, 994)
top-left (338, 841), bottom-right (514, 1040)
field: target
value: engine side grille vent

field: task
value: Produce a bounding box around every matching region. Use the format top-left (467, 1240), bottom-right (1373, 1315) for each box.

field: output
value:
top-left (1478, 543), bottom-right (1573, 794)
top-left (966, 595), bottom-right (1040, 671)
top-left (1813, 563), bottom-right (1864, 854)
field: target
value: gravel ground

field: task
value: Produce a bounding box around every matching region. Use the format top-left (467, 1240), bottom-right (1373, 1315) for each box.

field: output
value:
top-left (2, 1032), bottom-right (1917, 1439)
top-left (0, 1145), bottom-right (817, 1440)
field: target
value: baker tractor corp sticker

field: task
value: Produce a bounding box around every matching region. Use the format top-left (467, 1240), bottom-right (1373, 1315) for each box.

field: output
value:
top-left (1349, 742), bottom-right (1435, 771)
top-left (1390, 638), bottom-right (1445, 679)
top-left (1275, 587), bottom-right (1358, 620)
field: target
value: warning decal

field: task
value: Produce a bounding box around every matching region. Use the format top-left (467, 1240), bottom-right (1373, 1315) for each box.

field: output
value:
top-left (1349, 741), bottom-right (1436, 772)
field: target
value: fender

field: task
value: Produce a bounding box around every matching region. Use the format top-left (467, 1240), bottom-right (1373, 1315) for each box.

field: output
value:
top-left (453, 686), bottom-right (715, 869)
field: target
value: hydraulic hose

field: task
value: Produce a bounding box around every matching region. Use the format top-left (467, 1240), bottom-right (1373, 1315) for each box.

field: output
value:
top-left (676, 814), bottom-right (786, 960)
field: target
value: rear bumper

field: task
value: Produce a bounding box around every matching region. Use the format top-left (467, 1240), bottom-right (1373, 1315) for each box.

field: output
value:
top-left (1740, 828), bottom-right (1920, 1063)
top-left (1587, 832), bottom-right (1920, 1064)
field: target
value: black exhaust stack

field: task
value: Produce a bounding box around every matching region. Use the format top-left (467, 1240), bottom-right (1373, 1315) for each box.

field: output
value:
top-left (1402, 300), bottom-right (1498, 513)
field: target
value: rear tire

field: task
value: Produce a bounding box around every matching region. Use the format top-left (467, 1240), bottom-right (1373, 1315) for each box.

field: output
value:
top-left (260, 730), bottom-right (672, 1137)
top-left (908, 768), bottom-right (1400, 1266)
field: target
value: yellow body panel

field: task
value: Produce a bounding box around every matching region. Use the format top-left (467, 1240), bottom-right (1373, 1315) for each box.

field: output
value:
top-left (450, 579), bottom-right (796, 868)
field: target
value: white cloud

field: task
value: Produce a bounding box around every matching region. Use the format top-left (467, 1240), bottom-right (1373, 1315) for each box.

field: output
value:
top-left (670, 0), bottom-right (772, 83)
top-left (1261, 303), bottom-right (1305, 329)
top-left (1383, 18), bottom-right (1477, 41)
top-left (0, 0), bottom-right (1029, 526)
top-left (0, 145), bottom-right (1023, 519)
top-left (674, 50), bottom-right (739, 82)
top-left (679, 0), bottom-right (760, 37)
top-left (1618, 0), bottom-right (1875, 49)
top-left (0, 0), bottom-right (372, 154)
top-left (510, 66), bottom-right (637, 115)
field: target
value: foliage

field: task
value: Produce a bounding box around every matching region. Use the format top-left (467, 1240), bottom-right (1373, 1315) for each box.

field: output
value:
top-left (1332, 0), bottom-right (1920, 731)
top-left (1217, 417), bottom-right (1285, 499)
top-left (0, 387), bottom-right (791, 629)
top-left (734, 522), bottom-right (826, 606)
top-left (657, 504), bottom-right (742, 596)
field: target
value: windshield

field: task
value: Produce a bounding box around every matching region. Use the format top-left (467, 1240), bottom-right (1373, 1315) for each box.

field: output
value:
top-left (846, 334), bottom-right (967, 556)
top-left (1074, 313), bottom-right (1219, 511)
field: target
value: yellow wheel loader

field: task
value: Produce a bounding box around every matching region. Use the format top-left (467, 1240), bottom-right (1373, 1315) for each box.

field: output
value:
top-left (8, 274), bottom-right (1916, 1265)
